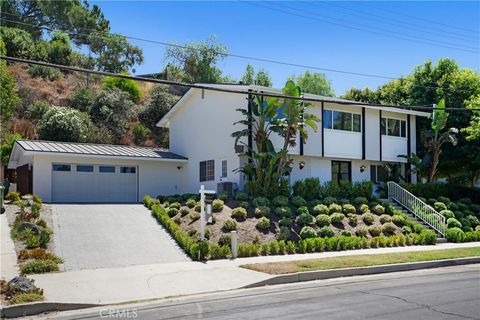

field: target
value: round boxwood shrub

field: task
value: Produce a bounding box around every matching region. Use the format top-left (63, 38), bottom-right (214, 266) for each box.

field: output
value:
top-left (322, 196), bottom-right (337, 206)
top-left (297, 206), bottom-right (309, 215)
top-left (447, 218), bottom-right (462, 229)
top-left (300, 226), bottom-right (317, 239)
top-left (448, 202), bottom-right (458, 211)
top-left (212, 199), bottom-right (224, 212)
top-left (342, 204), bottom-right (356, 214)
top-left (434, 202), bottom-right (447, 212)
top-left (275, 206), bottom-right (291, 218)
top-left (467, 215), bottom-right (480, 227)
top-left (276, 226), bottom-right (291, 241)
top-left (440, 209), bottom-right (454, 219)
top-left (179, 206), bottom-right (190, 216)
top-left (223, 219), bottom-right (237, 232)
top-left (217, 191), bottom-right (229, 201)
top-left (253, 197), bottom-right (270, 207)
top-left (186, 199), bottom-right (196, 208)
top-left (359, 204), bottom-right (370, 214)
top-left (457, 203), bottom-right (469, 212)
top-left (381, 222), bottom-right (397, 235)
top-left (458, 197), bottom-right (472, 205)
top-left (231, 207), bottom-right (247, 220)
top-left (313, 204), bottom-right (329, 215)
top-left (372, 204), bottom-right (385, 215)
top-left (315, 214), bottom-right (331, 227)
top-left (362, 213), bottom-right (375, 225)
top-left (218, 234), bottom-right (231, 247)
top-left (292, 196), bottom-right (307, 207)
top-left (338, 198), bottom-right (350, 205)
top-left (355, 227), bottom-right (368, 237)
top-left (368, 226), bottom-right (382, 237)
top-left (235, 192), bottom-right (249, 201)
top-left (353, 197), bottom-right (368, 206)
top-left (392, 215), bottom-right (407, 226)
top-left (256, 217), bottom-right (271, 230)
top-left (272, 195), bottom-right (289, 207)
top-left (328, 203), bottom-right (342, 214)
top-left (296, 213), bottom-right (314, 226)
top-left (330, 212), bottom-right (345, 224)
top-left (446, 227), bottom-right (465, 243)
top-left (319, 226), bottom-right (335, 238)
top-left (279, 217), bottom-right (292, 227)
top-left (341, 230), bottom-right (352, 237)
top-left (167, 207), bottom-right (179, 217)
top-left (437, 196), bottom-right (451, 205)
top-left (169, 202), bottom-right (181, 210)
top-left (194, 203), bottom-right (201, 212)
top-left (347, 213), bottom-right (358, 226)
top-left (402, 226), bottom-right (412, 234)
top-left (190, 212), bottom-right (200, 222)
top-left (379, 214), bottom-right (392, 224)
top-left (239, 201), bottom-right (249, 209)
top-left (255, 206), bottom-right (271, 217)
top-left (412, 223), bottom-right (424, 234)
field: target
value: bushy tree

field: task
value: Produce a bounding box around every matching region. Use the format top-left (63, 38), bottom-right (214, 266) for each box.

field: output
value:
top-left (90, 88), bottom-right (134, 140)
top-left (131, 123), bottom-right (150, 145)
top-left (138, 85), bottom-right (178, 129)
top-left (37, 106), bottom-right (92, 142)
top-left (0, 27), bottom-right (34, 58)
top-left (25, 101), bottom-right (52, 121)
top-left (241, 64), bottom-right (272, 87)
top-left (102, 73), bottom-right (142, 103)
top-left (462, 95), bottom-right (480, 142)
top-left (70, 87), bottom-right (96, 113)
top-left (0, 38), bottom-right (19, 120)
top-left (47, 32), bottom-right (73, 66)
top-left (0, 133), bottom-right (22, 165)
top-left (288, 70), bottom-right (335, 96)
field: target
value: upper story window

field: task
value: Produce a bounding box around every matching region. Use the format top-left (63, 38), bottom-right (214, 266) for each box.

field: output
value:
top-left (221, 160), bottom-right (227, 178)
top-left (381, 117), bottom-right (406, 137)
top-left (200, 160), bottom-right (215, 182)
top-left (323, 110), bottom-right (361, 133)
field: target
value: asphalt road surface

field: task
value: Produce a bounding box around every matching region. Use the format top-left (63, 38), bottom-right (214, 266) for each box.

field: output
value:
top-left (47, 264), bottom-right (480, 320)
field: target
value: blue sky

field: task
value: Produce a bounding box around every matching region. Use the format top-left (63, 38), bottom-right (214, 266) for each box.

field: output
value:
top-left (91, 1), bottom-right (479, 95)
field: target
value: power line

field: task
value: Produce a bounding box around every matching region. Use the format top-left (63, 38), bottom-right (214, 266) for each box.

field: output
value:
top-left (248, 1), bottom-right (479, 54)
top-left (2, 55), bottom-right (478, 112)
top-left (0, 16), bottom-right (477, 95)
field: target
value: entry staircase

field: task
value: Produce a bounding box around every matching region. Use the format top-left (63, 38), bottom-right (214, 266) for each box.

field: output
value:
top-left (384, 181), bottom-right (447, 241)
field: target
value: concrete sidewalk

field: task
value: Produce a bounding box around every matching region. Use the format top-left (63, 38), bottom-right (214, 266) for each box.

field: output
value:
top-left (0, 213), bottom-right (18, 281)
top-left (30, 242), bottom-right (480, 305)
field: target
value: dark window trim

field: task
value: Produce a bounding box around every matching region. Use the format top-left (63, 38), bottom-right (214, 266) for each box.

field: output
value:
top-left (381, 117), bottom-right (407, 137)
top-left (362, 107), bottom-right (366, 160)
top-left (331, 160), bottom-right (352, 183)
top-left (221, 160), bottom-right (227, 178)
top-left (200, 160), bottom-right (215, 182)
top-left (323, 109), bottom-right (362, 133)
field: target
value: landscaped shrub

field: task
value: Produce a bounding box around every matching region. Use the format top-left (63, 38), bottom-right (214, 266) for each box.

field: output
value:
top-left (209, 244), bottom-right (231, 260)
top-left (253, 197), bottom-right (270, 207)
top-left (412, 223), bottom-right (424, 234)
top-left (179, 206), bottom-right (190, 216)
top-left (256, 217), bottom-right (271, 230)
top-left (296, 213), bottom-right (314, 226)
top-left (447, 218), bottom-right (462, 229)
top-left (167, 207), bottom-right (179, 217)
top-left (276, 226), bottom-right (291, 241)
top-left (319, 226), bottom-right (335, 238)
top-left (392, 215), bottom-right (407, 226)
top-left (297, 206), bottom-right (309, 215)
top-left (212, 199), bottom-right (224, 212)
top-left (338, 198), bottom-right (350, 205)
top-left (313, 204), bottom-right (329, 215)
top-left (292, 196), bottom-right (307, 207)
top-left (353, 197), bottom-right (368, 206)
top-left (194, 204), bottom-right (201, 212)
top-left (380, 214), bottom-right (392, 224)
top-left (315, 214), bottom-right (331, 227)
top-left (440, 209), bottom-right (455, 219)
top-left (342, 204), bottom-right (356, 214)
top-left (235, 192), bottom-right (249, 201)
top-left (222, 219), bottom-right (237, 232)
top-left (279, 217), bottom-right (292, 227)
top-left (434, 202), bottom-right (447, 212)
top-left (329, 203), bottom-right (342, 214)
top-left (341, 230), bottom-right (352, 237)
top-left (381, 222), bottom-right (397, 235)
top-left (238, 243), bottom-right (260, 257)
top-left (355, 227), bottom-right (368, 237)
top-left (275, 206), bottom-right (291, 218)
top-left (186, 199), bottom-right (196, 208)
top-left (368, 226), bottom-right (382, 237)
top-left (255, 206), bottom-right (271, 217)
top-left (467, 215), bottom-right (480, 227)
top-left (359, 204), bottom-right (370, 214)
top-left (402, 226), bottom-right (412, 234)
top-left (372, 204), bottom-right (385, 215)
top-left (231, 207), bottom-right (247, 220)
top-left (31, 203), bottom-right (41, 219)
top-left (9, 292), bottom-right (44, 304)
top-left (190, 212), bottom-right (200, 222)
top-left (446, 227), bottom-right (464, 243)
top-left (330, 212), bottom-right (345, 224)
top-left (239, 201), bottom-right (249, 209)
top-left (36, 219), bottom-right (47, 228)
top-left (347, 213), bottom-right (358, 226)
top-left (419, 230), bottom-right (437, 245)
top-left (217, 192), bottom-right (229, 201)
top-left (322, 196), bottom-right (337, 205)
top-left (26, 235), bottom-right (40, 249)
top-left (272, 196), bottom-right (289, 207)
top-left (218, 234), bottom-right (231, 247)
top-left (300, 226), bottom-right (317, 239)
top-left (169, 202), bottom-right (181, 210)
top-left (362, 213), bottom-right (375, 225)
top-left (39, 230), bottom-right (50, 248)
top-left (5, 191), bottom-right (20, 202)
top-left (20, 259), bottom-right (59, 275)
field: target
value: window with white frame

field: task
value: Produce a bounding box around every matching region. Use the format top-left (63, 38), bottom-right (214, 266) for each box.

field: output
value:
top-left (323, 110), bottom-right (361, 132)
top-left (381, 117), bottom-right (406, 137)
top-left (221, 160), bottom-right (227, 178)
top-left (200, 160), bottom-right (215, 182)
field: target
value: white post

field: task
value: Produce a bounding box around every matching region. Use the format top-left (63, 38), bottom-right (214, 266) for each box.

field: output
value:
top-left (200, 185), bottom-right (205, 240)
top-left (231, 230), bottom-right (238, 259)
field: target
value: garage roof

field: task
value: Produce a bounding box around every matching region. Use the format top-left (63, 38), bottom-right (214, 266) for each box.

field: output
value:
top-left (14, 140), bottom-right (188, 160)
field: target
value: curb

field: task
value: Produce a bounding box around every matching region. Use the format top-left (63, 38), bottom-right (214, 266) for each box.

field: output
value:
top-left (243, 257), bottom-right (480, 288)
top-left (0, 302), bottom-right (100, 318)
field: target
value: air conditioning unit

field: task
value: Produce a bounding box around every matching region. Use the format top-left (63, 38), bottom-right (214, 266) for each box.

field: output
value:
top-left (217, 182), bottom-right (237, 197)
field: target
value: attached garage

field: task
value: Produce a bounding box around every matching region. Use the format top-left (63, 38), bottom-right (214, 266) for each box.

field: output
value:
top-left (8, 140), bottom-right (188, 203)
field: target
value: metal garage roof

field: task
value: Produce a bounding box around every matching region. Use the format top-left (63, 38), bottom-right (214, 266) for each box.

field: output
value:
top-left (15, 140), bottom-right (188, 160)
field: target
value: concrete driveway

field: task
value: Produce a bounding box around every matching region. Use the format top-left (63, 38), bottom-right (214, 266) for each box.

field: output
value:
top-left (51, 204), bottom-right (189, 271)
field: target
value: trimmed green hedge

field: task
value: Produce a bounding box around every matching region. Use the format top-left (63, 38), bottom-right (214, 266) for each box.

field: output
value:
top-left (401, 183), bottom-right (480, 204)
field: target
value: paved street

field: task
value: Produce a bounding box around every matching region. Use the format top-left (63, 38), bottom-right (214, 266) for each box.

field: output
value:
top-left (51, 204), bottom-right (189, 270)
top-left (46, 264), bottom-right (480, 320)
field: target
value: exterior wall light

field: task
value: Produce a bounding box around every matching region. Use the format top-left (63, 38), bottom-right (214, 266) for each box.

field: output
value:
top-left (360, 165), bottom-right (366, 172)
top-left (299, 161), bottom-right (306, 170)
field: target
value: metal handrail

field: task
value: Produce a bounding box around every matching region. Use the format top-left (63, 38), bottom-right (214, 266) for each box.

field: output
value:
top-left (387, 181), bottom-right (446, 237)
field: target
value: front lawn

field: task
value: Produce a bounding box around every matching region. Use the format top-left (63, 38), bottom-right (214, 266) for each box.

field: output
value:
top-left (241, 247), bottom-right (480, 274)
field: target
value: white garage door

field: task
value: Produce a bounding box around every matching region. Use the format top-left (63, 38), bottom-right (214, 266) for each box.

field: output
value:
top-left (52, 163), bottom-right (138, 203)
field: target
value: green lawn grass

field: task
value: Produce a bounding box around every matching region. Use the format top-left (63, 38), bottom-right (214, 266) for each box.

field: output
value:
top-left (241, 247), bottom-right (480, 275)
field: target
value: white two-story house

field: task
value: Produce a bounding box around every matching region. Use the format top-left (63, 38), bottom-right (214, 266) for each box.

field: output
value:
top-left (8, 84), bottom-right (429, 203)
